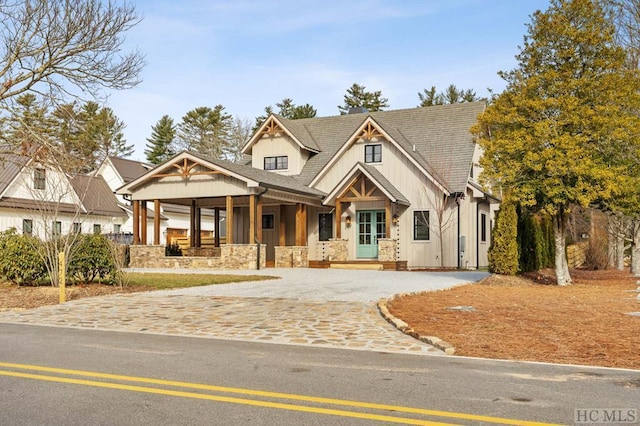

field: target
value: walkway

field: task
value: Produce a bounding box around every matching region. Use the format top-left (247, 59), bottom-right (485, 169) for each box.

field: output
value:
top-left (0, 269), bottom-right (488, 355)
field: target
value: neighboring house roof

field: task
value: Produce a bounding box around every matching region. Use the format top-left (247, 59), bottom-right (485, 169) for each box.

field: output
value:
top-left (268, 102), bottom-right (485, 194)
top-left (0, 144), bottom-right (36, 196)
top-left (71, 175), bottom-right (128, 218)
top-left (0, 197), bottom-right (80, 214)
top-left (108, 156), bottom-right (153, 183)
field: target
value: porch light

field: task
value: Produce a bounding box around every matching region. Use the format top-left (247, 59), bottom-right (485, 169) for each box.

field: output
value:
top-left (345, 215), bottom-right (352, 226)
top-left (392, 214), bottom-right (399, 225)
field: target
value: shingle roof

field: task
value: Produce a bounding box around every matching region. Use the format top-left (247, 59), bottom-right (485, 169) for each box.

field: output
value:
top-left (71, 175), bottom-right (128, 217)
top-left (287, 102), bottom-right (485, 194)
top-left (358, 162), bottom-right (410, 205)
top-left (108, 156), bottom-right (152, 183)
top-left (187, 151), bottom-right (326, 198)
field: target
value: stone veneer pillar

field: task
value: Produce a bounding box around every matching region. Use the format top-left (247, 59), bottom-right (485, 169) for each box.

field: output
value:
top-left (275, 246), bottom-right (309, 268)
top-left (328, 238), bottom-right (348, 261)
top-left (377, 239), bottom-right (397, 262)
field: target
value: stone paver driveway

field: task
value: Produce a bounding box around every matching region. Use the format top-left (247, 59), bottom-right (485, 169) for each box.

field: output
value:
top-left (0, 268), bottom-right (488, 355)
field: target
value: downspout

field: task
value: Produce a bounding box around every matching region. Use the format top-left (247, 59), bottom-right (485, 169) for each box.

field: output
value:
top-left (456, 194), bottom-right (461, 269)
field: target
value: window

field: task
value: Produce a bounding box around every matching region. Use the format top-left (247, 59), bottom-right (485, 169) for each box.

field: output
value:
top-left (34, 168), bottom-right (46, 190)
top-left (413, 211), bottom-right (430, 241)
top-left (52, 221), bottom-right (61, 237)
top-left (113, 224), bottom-right (121, 234)
top-left (23, 219), bottom-right (33, 235)
top-left (364, 144), bottom-right (382, 163)
top-left (318, 213), bottom-right (333, 241)
top-left (93, 224), bottom-right (101, 234)
top-left (480, 213), bottom-right (487, 243)
top-left (264, 156), bottom-right (288, 170)
top-left (72, 222), bottom-right (82, 234)
top-left (261, 214), bottom-right (275, 230)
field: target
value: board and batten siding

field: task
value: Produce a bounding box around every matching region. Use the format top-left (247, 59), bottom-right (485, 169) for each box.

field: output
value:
top-left (250, 134), bottom-right (309, 175)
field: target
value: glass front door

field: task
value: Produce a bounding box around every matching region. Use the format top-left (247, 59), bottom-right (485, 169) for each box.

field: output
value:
top-left (356, 210), bottom-right (385, 258)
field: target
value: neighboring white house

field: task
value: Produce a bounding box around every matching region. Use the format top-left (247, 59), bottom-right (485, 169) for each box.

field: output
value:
top-left (0, 145), bottom-right (127, 239)
top-left (119, 102), bottom-right (500, 270)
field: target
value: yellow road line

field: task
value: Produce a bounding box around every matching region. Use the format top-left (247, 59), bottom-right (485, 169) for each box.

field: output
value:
top-left (0, 370), bottom-right (452, 426)
top-left (0, 361), bottom-right (560, 426)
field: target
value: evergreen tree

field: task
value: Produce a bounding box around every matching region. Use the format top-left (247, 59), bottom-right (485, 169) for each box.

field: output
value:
top-left (145, 115), bottom-right (176, 164)
top-left (177, 105), bottom-right (232, 159)
top-left (337, 83), bottom-right (389, 114)
top-left (488, 202), bottom-right (519, 275)
top-left (418, 84), bottom-right (480, 107)
top-left (5, 94), bottom-right (54, 148)
top-left (474, 0), bottom-right (640, 284)
top-left (253, 98), bottom-right (317, 133)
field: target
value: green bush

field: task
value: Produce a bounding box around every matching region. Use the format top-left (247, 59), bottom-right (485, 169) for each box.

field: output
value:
top-left (68, 234), bottom-right (117, 284)
top-left (0, 229), bottom-right (47, 285)
top-left (488, 202), bottom-right (519, 275)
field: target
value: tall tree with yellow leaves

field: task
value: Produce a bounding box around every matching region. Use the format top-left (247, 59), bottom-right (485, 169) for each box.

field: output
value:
top-left (474, 0), bottom-right (640, 285)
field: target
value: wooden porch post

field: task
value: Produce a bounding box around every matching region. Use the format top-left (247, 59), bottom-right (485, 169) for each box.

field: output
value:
top-left (226, 196), bottom-right (234, 244)
top-left (132, 200), bottom-right (140, 245)
top-left (335, 201), bottom-right (342, 239)
top-left (385, 199), bottom-right (391, 238)
top-left (195, 206), bottom-right (202, 248)
top-left (295, 203), bottom-right (307, 246)
top-left (214, 207), bottom-right (220, 247)
top-left (140, 201), bottom-right (148, 245)
top-left (257, 196), bottom-right (263, 243)
top-left (153, 199), bottom-right (161, 245)
top-left (249, 194), bottom-right (256, 243)
top-left (279, 205), bottom-right (286, 246)
top-left (189, 200), bottom-right (196, 248)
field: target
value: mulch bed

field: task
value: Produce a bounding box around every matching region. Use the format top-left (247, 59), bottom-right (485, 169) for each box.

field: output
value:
top-left (387, 269), bottom-right (640, 369)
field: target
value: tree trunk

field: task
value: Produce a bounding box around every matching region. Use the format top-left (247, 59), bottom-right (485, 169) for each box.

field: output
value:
top-left (632, 220), bottom-right (640, 276)
top-left (553, 211), bottom-right (572, 285)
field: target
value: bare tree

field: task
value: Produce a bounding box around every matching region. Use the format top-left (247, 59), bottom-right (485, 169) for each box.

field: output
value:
top-left (225, 116), bottom-right (252, 163)
top-left (0, 0), bottom-right (144, 105)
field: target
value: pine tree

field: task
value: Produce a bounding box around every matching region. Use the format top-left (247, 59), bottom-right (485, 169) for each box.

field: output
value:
top-left (474, 0), bottom-right (640, 284)
top-left (177, 105), bottom-right (232, 159)
top-left (337, 83), bottom-right (389, 114)
top-left (145, 115), bottom-right (176, 164)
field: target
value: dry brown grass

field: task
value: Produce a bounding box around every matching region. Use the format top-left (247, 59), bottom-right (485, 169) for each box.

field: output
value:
top-left (388, 269), bottom-right (640, 370)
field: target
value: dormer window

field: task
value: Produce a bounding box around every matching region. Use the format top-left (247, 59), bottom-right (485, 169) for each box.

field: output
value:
top-left (364, 144), bottom-right (382, 163)
top-left (264, 155), bottom-right (288, 171)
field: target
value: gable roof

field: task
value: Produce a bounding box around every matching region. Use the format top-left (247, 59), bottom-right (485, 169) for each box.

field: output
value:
top-left (283, 102), bottom-right (485, 194)
top-left (108, 156), bottom-right (152, 183)
top-left (323, 162), bottom-right (410, 206)
top-left (0, 146), bottom-right (31, 196)
top-left (242, 116), bottom-right (320, 155)
top-left (119, 151), bottom-right (326, 199)
top-left (70, 175), bottom-right (128, 217)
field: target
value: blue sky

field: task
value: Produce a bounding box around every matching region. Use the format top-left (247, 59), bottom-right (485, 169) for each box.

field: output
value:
top-left (108, 0), bottom-right (551, 161)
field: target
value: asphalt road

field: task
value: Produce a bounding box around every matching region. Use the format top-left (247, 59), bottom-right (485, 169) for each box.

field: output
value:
top-left (1, 323), bottom-right (638, 425)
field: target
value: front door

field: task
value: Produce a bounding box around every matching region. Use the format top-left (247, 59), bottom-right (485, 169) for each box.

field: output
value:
top-left (356, 210), bottom-right (385, 258)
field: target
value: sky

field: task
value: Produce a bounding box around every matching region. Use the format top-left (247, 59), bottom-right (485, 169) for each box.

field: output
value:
top-left (106, 0), bottom-right (552, 161)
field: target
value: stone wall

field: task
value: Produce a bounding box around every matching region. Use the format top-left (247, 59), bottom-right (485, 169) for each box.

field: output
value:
top-left (275, 246), bottom-right (308, 268)
top-left (378, 239), bottom-right (397, 262)
top-left (328, 238), bottom-right (348, 261)
top-left (129, 244), bottom-right (266, 270)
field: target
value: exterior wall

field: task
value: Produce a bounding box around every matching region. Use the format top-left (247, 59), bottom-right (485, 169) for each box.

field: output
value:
top-left (130, 244), bottom-right (266, 269)
top-left (5, 162), bottom-right (79, 205)
top-left (0, 208), bottom-right (125, 240)
top-left (250, 134), bottom-right (309, 175)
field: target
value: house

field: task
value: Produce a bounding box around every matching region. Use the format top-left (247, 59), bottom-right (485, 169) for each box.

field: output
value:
top-left (118, 102), bottom-right (499, 270)
top-left (0, 145), bottom-right (127, 238)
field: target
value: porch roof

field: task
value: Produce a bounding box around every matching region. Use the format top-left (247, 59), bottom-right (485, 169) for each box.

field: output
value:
top-left (323, 162), bottom-right (410, 206)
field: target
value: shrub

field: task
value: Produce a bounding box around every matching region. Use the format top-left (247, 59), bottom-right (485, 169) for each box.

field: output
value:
top-left (165, 242), bottom-right (182, 256)
top-left (488, 202), bottom-right (519, 275)
top-left (68, 234), bottom-right (117, 284)
top-left (0, 229), bottom-right (47, 285)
